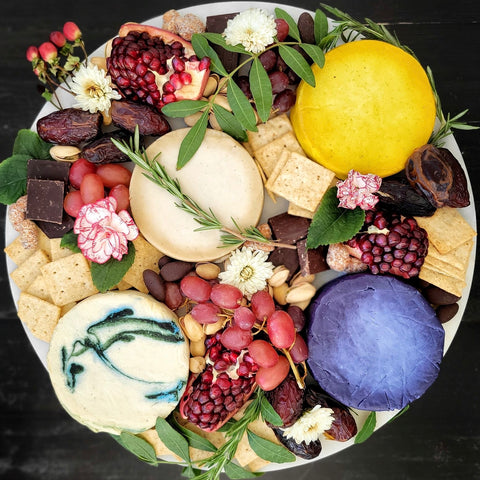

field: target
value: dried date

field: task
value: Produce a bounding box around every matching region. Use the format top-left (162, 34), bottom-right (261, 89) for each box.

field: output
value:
top-left (82, 131), bottom-right (131, 164)
top-left (37, 108), bottom-right (102, 145)
top-left (111, 99), bottom-right (171, 136)
top-left (272, 428), bottom-right (322, 460)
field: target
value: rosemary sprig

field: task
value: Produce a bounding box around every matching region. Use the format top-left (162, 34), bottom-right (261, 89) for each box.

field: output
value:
top-left (111, 128), bottom-right (295, 250)
top-left (320, 4), bottom-right (478, 146)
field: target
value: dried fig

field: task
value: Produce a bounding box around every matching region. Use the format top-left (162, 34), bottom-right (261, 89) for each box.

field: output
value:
top-left (82, 131), bottom-right (131, 164)
top-left (37, 108), bottom-right (102, 145)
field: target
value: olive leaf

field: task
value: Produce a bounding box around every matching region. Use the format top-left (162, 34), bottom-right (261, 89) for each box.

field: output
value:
top-left (177, 109), bottom-right (209, 169)
top-left (170, 416), bottom-right (217, 453)
top-left (111, 432), bottom-right (159, 466)
top-left (387, 405), bottom-right (410, 424)
top-left (224, 461), bottom-right (263, 479)
top-left (314, 8), bottom-right (329, 45)
top-left (259, 395), bottom-right (283, 427)
top-left (246, 430), bottom-right (295, 463)
top-left (227, 79), bottom-right (258, 132)
top-left (191, 33), bottom-right (228, 77)
top-left (212, 103), bottom-right (248, 142)
top-left (155, 417), bottom-right (191, 462)
top-left (200, 32), bottom-right (248, 54)
top-left (278, 45), bottom-right (315, 87)
top-left (249, 57), bottom-right (273, 123)
top-left (162, 100), bottom-right (209, 118)
top-left (60, 230), bottom-right (81, 253)
top-left (354, 411), bottom-right (377, 444)
top-left (274, 8), bottom-right (301, 41)
top-left (299, 43), bottom-right (325, 68)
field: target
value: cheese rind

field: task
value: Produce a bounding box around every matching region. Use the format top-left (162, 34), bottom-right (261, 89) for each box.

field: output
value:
top-left (47, 291), bottom-right (189, 434)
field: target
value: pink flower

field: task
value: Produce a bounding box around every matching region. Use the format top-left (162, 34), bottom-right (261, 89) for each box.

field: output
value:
top-left (50, 31), bottom-right (66, 48)
top-left (26, 46), bottom-right (39, 62)
top-left (336, 170), bottom-right (382, 210)
top-left (63, 21), bottom-right (82, 41)
top-left (38, 41), bottom-right (57, 63)
top-left (74, 197), bottom-right (138, 264)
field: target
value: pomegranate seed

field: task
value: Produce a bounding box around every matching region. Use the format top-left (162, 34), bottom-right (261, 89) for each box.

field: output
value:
top-left (162, 93), bottom-right (176, 104)
top-left (169, 73), bottom-right (183, 90)
top-left (163, 81), bottom-right (175, 93)
top-left (180, 72), bottom-right (192, 85)
top-left (199, 56), bottom-right (211, 70)
top-left (150, 58), bottom-right (161, 70)
top-left (172, 57), bottom-right (185, 72)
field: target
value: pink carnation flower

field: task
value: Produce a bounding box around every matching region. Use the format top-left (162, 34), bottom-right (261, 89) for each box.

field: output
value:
top-left (74, 197), bottom-right (138, 264)
top-left (336, 170), bottom-right (382, 210)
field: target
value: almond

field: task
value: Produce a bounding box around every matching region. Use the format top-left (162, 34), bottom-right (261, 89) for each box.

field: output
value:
top-left (196, 262), bottom-right (220, 280)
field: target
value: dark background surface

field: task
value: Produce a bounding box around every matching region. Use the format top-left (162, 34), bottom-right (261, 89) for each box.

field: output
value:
top-left (1, 0), bottom-right (479, 479)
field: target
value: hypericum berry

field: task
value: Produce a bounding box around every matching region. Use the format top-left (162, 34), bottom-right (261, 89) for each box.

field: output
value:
top-left (63, 21), bottom-right (82, 41)
top-left (26, 46), bottom-right (39, 62)
top-left (49, 31), bottom-right (66, 48)
top-left (38, 42), bottom-right (57, 63)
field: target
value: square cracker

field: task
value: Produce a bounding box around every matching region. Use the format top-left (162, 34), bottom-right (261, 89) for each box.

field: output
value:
top-left (10, 249), bottom-right (50, 291)
top-left (26, 273), bottom-right (52, 302)
top-left (41, 252), bottom-right (99, 306)
top-left (49, 237), bottom-right (74, 261)
top-left (17, 292), bottom-right (61, 343)
top-left (266, 151), bottom-right (335, 211)
top-left (4, 236), bottom-right (36, 266)
top-left (426, 238), bottom-right (474, 272)
top-left (254, 131), bottom-right (304, 177)
top-left (419, 264), bottom-right (466, 297)
top-left (246, 114), bottom-right (293, 151)
top-left (415, 207), bottom-right (476, 254)
top-left (123, 235), bottom-right (162, 293)
top-left (288, 202), bottom-right (315, 219)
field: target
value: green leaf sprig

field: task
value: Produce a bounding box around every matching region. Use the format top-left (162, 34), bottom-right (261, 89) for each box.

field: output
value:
top-left (354, 411), bottom-right (377, 444)
top-left (111, 129), bottom-right (296, 251)
top-left (162, 8), bottom-right (326, 169)
top-left (319, 4), bottom-right (478, 147)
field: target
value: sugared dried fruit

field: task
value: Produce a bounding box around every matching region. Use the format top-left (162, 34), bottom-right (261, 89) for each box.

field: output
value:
top-left (82, 131), bottom-right (132, 164)
top-left (266, 373), bottom-right (304, 427)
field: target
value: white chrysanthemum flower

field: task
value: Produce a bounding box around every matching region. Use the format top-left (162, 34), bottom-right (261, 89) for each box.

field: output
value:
top-left (223, 8), bottom-right (277, 54)
top-left (71, 62), bottom-right (121, 114)
top-left (281, 405), bottom-right (335, 445)
top-left (219, 247), bottom-right (274, 297)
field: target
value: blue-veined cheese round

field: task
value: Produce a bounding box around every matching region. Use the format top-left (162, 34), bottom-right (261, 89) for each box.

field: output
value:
top-left (47, 291), bottom-right (189, 434)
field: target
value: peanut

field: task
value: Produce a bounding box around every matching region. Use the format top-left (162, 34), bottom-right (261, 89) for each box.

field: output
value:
top-left (190, 340), bottom-right (207, 357)
top-left (189, 356), bottom-right (206, 373)
top-left (273, 283), bottom-right (289, 305)
top-left (182, 313), bottom-right (205, 342)
top-left (203, 318), bottom-right (224, 335)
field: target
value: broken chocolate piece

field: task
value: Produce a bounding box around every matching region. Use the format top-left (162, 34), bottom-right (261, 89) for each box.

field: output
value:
top-left (27, 159), bottom-right (70, 184)
top-left (268, 212), bottom-right (310, 245)
top-left (26, 179), bottom-right (65, 224)
top-left (36, 213), bottom-right (75, 239)
top-left (269, 247), bottom-right (299, 282)
top-left (206, 13), bottom-right (239, 73)
top-left (297, 239), bottom-right (328, 276)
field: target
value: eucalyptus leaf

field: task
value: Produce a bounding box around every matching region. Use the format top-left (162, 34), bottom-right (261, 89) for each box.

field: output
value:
top-left (274, 8), bottom-right (301, 41)
top-left (249, 57), bottom-right (273, 123)
top-left (155, 417), bottom-right (191, 462)
top-left (314, 9), bottom-right (329, 44)
top-left (162, 100), bottom-right (209, 118)
top-left (177, 109), bottom-right (209, 169)
top-left (227, 79), bottom-right (258, 132)
top-left (212, 103), bottom-right (248, 142)
top-left (354, 411), bottom-right (377, 444)
top-left (260, 396), bottom-right (283, 427)
top-left (306, 187), bottom-right (365, 248)
top-left (60, 230), bottom-right (81, 253)
top-left (224, 461), bottom-right (263, 479)
top-left (278, 45), bottom-right (315, 87)
top-left (0, 154), bottom-right (29, 205)
top-left (191, 34), bottom-right (228, 76)
top-left (299, 43), bottom-right (325, 68)
top-left (200, 32), bottom-right (248, 54)
top-left (111, 432), bottom-right (158, 465)
top-left (246, 430), bottom-right (295, 463)
top-left (90, 241), bottom-right (136, 293)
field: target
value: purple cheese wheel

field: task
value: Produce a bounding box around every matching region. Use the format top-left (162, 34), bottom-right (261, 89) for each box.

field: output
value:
top-left (307, 273), bottom-right (444, 411)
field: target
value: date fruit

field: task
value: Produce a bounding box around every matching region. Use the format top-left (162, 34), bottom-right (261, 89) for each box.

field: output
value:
top-left (37, 108), bottom-right (102, 145)
top-left (406, 144), bottom-right (470, 208)
top-left (272, 428), bottom-right (322, 460)
top-left (82, 131), bottom-right (131, 164)
top-left (111, 99), bottom-right (171, 136)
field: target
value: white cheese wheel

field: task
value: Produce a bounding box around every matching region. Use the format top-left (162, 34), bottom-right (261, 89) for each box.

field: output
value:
top-left (47, 291), bottom-right (189, 435)
top-left (129, 128), bottom-right (264, 261)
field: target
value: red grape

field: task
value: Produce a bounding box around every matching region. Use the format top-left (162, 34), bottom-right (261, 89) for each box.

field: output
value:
top-left (248, 339), bottom-right (279, 368)
top-left (255, 355), bottom-right (290, 391)
top-left (289, 333), bottom-right (309, 363)
top-left (69, 158), bottom-right (97, 189)
top-left (180, 275), bottom-right (212, 303)
top-left (233, 306), bottom-right (256, 330)
top-left (109, 184), bottom-right (130, 211)
top-left (210, 284), bottom-right (243, 309)
top-left (268, 70), bottom-right (289, 94)
top-left (63, 190), bottom-right (84, 217)
top-left (96, 164), bottom-right (132, 188)
top-left (191, 302), bottom-right (221, 324)
top-left (287, 305), bottom-right (306, 332)
top-left (259, 49), bottom-right (277, 71)
top-left (80, 173), bottom-right (104, 205)
top-left (250, 290), bottom-right (275, 321)
top-left (220, 325), bottom-right (252, 352)
top-left (273, 89), bottom-right (296, 113)
top-left (267, 310), bottom-right (296, 349)
top-left (275, 18), bottom-right (289, 42)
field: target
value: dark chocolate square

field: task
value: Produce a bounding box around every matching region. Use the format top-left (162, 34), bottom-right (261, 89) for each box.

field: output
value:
top-left (26, 178), bottom-right (65, 224)
top-left (36, 213), bottom-right (75, 239)
top-left (206, 13), bottom-right (240, 73)
top-left (268, 247), bottom-right (299, 281)
top-left (268, 212), bottom-right (311, 245)
top-left (27, 158), bottom-right (70, 184)
top-left (297, 239), bottom-right (328, 276)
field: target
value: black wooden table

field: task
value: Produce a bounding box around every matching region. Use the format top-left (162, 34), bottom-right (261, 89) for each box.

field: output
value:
top-left (1, 1), bottom-right (479, 479)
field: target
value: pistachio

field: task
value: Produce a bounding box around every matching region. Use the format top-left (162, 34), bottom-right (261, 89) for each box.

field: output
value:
top-left (273, 283), bottom-right (289, 305)
top-left (196, 262), bottom-right (220, 280)
top-left (190, 339), bottom-right (207, 357)
top-left (182, 313), bottom-right (205, 342)
top-left (209, 112), bottom-right (222, 131)
top-left (184, 111), bottom-right (203, 127)
top-left (290, 271), bottom-right (315, 286)
top-left (288, 299), bottom-right (311, 311)
top-left (210, 94), bottom-right (231, 111)
top-left (268, 265), bottom-right (290, 287)
top-left (49, 145), bottom-right (81, 163)
top-left (90, 56), bottom-right (107, 71)
top-left (203, 318), bottom-right (225, 335)
top-left (203, 74), bottom-right (219, 97)
top-left (189, 356), bottom-right (206, 373)
top-left (285, 282), bottom-right (316, 304)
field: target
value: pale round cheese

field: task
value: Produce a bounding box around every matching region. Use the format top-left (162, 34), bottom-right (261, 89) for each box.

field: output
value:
top-left (129, 128), bottom-right (264, 261)
top-left (47, 291), bottom-right (189, 435)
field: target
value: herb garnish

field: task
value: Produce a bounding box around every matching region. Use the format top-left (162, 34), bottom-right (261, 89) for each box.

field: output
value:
top-left (112, 128), bottom-right (295, 251)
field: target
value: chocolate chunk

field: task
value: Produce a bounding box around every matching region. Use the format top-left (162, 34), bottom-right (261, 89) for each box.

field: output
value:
top-left (206, 13), bottom-right (239, 72)
top-left (297, 239), bottom-right (328, 276)
top-left (268, 247), bottom-right (299, 281)
top-left (36, 213), bottom-right (75, 239)
top-left (27, 159), bottom-right (70, 183)
top-left (268, 212), bottom-right (310, 244)
top-left (26, 179), bottom-right (65, 224)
